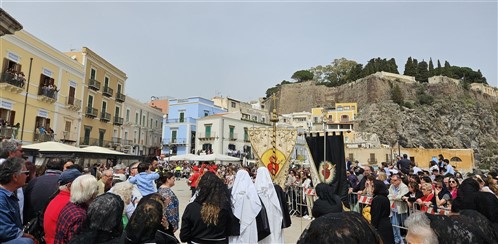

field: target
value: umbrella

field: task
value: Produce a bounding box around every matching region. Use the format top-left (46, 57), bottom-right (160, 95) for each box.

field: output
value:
top-left (195, 153), bottom-right (240, 162)
top-left (168, 153), bottom-right (199, 161)
top-left (79, 146), bottom-right (125, 155)
top-left (22, 141), bottom-right (84, 153)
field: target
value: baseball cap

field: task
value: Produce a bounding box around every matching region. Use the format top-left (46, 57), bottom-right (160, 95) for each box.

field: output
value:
top-left (58, 168), bottom-right (82, 185)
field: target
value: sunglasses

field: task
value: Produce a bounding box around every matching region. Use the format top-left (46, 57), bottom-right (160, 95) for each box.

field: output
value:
top-left (449, 180), bottom-right (457, 183)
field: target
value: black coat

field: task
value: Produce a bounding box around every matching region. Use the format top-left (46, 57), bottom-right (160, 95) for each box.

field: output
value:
top-left (180, 201), bottom-right (231, 244)
top-left (371, 195), bottom-right (394, 244)
top-left (274, 184), bottom-right (291, 228)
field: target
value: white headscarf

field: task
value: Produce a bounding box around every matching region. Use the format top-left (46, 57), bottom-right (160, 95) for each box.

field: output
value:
top-left (255, 167), bottom-right (282, 214)
top-left (230, 170), bottom-right (261, 237)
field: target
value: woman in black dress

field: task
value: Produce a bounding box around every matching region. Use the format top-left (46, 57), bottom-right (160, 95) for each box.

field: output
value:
top-left (311, 183), bottom-right (342, 218)
top-left (371, 180), bottom-right (394, 244)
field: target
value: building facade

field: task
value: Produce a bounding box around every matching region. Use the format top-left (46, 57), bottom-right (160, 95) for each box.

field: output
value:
top-left (65, 48), bottom-right (127, 148)
top-left (122, 96), bottom-right (164, 156)
top-left (196, 111), bottom-right (271, 160)
top-left (1, 30), bottom-right (85, 144)
top-left (162, 97), bottom-right (226, 155)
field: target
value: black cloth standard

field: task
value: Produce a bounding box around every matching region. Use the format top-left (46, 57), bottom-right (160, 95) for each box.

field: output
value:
top-left (273, 184), bottom-right (291, 228)
top-left (312, 183), bottom-right (342, 218)
top-left (371, 180), bottom-right (394, 244)
top-left (23, 170), bottom-right (61, 224)
top-left (255, 197), bottom-right (271, 241)
top-left (180, 201), bottom-right (231, 244)
top-left (297, 211), bottom-right (382, 244)
top-left (426, 210), bottom-right (498, 244)
top-left (305, 133), bottom-right (349, 205)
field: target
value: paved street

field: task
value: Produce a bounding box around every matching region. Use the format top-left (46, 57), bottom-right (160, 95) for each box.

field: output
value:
top-left (171, 178), bottom-right (311, 243)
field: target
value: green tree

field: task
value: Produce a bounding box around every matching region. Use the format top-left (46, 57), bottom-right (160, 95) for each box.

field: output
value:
top-left (416, 60), bottom-right (429, 82)
top-left (291, 70), bottom-right (314, 82)
top-left (404, 57), bottom-right (416, 76)
top-left (428, 58), bottom-right (434, 76)
top-left (265, 80), bottom-right (291, 98)
top-left (391, 84), bottom-right (404, 105)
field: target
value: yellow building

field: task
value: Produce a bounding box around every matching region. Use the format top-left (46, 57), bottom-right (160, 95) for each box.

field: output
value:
top-left (65, 48), bottom-right (127, 148)
top-left (311, 102), bottom-right (358, 143)
top-left (345, 147), bottom-right (474, 173)
top-left (0, 30), bottom-right (85, 144)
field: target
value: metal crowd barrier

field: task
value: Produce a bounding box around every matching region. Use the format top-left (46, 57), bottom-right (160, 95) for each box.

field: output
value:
top-left (286, 186), bottom-right (316, 217)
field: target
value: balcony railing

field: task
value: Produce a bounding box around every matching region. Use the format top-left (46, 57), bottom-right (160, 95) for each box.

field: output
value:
top-left (0, 126), bottom-right (18, 139)
top-left (38, 87), bottom-right (58, 103)
top-left (165, 117), bottom-right (197, 124)
top-left (86, 107), bottom-right (98, 117)
top-left (100, 112), bottom-right (111, 122)
top-left (113, 116), bottom-right (124, 125)
top-left (103, 86), bottom-right (114, 97)
top-left (116, 92), bottom-right (126, 103)
top-left (66, 96), bottom-right (82, 110)
top-left (112, 137), bottom-right (121, 145)
top-left (80, 137), bottom-right (110, 147)
top-left (163, 138), bottom-right (187, 145)
top-left (0, 72), bottom-right (25, 93)
top-left (229, 133), bottom-right (237, 141)
top-left (88, 78), bottom-right (101, 90)
top-left (197, 132), bottom-right (217, 141)
top-left (34, 133), bottom-right (54, 142)
top-left (122, 139), bottom-right (132, 146)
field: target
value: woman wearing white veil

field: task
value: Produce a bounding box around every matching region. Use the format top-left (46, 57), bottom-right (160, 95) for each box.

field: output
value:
top-left (255, 167), bottom-right (284, 243)
top-left (229, 169), bottom-right (261, 243)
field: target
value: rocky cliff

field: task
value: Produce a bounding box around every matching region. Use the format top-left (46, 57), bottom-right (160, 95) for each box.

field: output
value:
top-left (272, 74), bottom-right (498, 169)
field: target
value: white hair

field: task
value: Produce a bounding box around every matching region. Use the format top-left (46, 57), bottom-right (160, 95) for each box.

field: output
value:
top-left (404, 212), bottom-right (439, 244)
top-left (70, 174), bottom-right (98, 204)
top-left (110, 181), bottom-right (133, 205)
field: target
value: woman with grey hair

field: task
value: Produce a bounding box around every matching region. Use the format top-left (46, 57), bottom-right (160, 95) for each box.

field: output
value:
top-left (54, 175), bottom-right (98, 244)
top-left (404, 212), bottom-right (438, 244)
top-left (109, 181), bottom-right (134, 228)
top-left (69, 193), bottom-right (124, 243)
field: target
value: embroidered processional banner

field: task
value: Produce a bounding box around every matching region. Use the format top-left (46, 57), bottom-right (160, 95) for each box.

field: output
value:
top-left (248, 127), bottom-right (297, 188)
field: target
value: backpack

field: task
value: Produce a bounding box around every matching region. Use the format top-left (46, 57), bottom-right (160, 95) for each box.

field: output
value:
top-left (23, 189), bottom-right (59, 244)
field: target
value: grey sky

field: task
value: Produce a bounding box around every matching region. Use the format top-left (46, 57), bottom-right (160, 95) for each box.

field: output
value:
top-left (2, 1), bottom-right (496, 103)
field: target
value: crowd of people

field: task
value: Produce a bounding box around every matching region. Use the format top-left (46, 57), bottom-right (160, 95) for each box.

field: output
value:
top-left (1, 137), bottom-right (497, 244)
top-left (2, 68), bottom-right (26, 88)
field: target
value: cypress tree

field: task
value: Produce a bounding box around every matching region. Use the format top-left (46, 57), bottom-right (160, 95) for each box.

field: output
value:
top-left (428, 58), bottom-right (434, 76)
top-left (417, 60), bottom-right (429, 82)
top-left (437, 59), bottom-right (442, 75)
top-left (404, 57), bottom-right (416, 76)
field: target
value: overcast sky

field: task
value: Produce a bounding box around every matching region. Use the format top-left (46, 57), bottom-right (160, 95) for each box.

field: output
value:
top-left (2, 1), bottom-right (496, 103)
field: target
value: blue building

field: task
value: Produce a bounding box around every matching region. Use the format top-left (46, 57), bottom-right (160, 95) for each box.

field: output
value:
top-left (162, 97), bottom-right (226, 155)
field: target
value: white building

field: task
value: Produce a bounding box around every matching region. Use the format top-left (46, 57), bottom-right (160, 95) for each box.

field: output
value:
top-left (195, 111), bottom-right (271, 160)
top-left (122, 97), bottom-right (164, 155)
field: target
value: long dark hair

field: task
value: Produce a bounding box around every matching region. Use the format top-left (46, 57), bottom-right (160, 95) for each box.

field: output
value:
top-left (195, 172), bottom-right (231, 226)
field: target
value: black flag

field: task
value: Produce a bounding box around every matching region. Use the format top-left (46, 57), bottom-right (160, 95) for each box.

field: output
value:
top-left (306, 132), bottom-right (348, 205)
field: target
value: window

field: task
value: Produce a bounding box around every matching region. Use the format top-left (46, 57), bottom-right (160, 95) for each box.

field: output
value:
top-left (2, 58), bottom-right (21, 74)
top-left (117, 83), bottom-right (122, 94)
top-left (0, 108), bottom-right (15, 126)
top-left (204, 110), bottom-right (209, 117)
top-left (344, 106), bottom-right (350, 110)
top-left (244, 128), bottom-right (249, 141)
top-left (179, 112), bottom-right (185, 123)
top-left (352, 106), bottom-right (356, 111)
top-left (38, 74), bottom-right (55, 96)
top-left (337, 106), bottom-right (343, 111)
top-left (150, 118), bottom-right (153, 128)
top-left (135, 112), bottom-right (139, 124)
top-left (102, 101), bottom-right (107, 112)
top-left (64, 121), bottom-right (71, 132)
top-left (87, 95), bottom-right (93, 109)
top-left (369, 153), bottom-right (376, 163)
top-left (68, 86), bottom-right (76, 105)
top-left (142, 115), bottom-right (146, 126)
top-left (124, 131), bottom-right (128, 140)
top-left (155, 120), bottom-right (158, 128)
top-left (171, 130), bottom-right (177, 143)
top-left (231, 101), bottom-right (236, 108)
top-left (349, 153), bottom-right (354, 162)
top-left (205, 124), bottom-right (212, 138)
top-left (228, 144), bottom-right (236, 150)
top-left (104, 76), bottom-right (109, 87)
top-left (99, 129), bottom-right (105, 147)
top-left (341, 115), bottom-right (349, 122)
top-left (229, 126), bottom-right (235, 139)
top-left (115, 106), bottom-right (120, 117)
top-left (90, 68), bottom-right (96, 79)
top-left (126, 109), bottom-right (130, 122)
top-left (83, 127), bottom-right (91, 145)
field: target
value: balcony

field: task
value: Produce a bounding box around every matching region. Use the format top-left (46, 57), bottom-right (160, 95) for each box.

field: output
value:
top-left (66, 96), bottom-right (82, 111)
top-left (121, 139), bottom-right (132, 146)
top-left (60, 131), bottom-right (78, 144)
top-left (88, 78), bottom-right (101, 91)
top-left (112, 137), bottom-right (121, 145)
top-left (0, 126), bottom-right (17, 139)
top-left (116, 92), bottom-right (126, 103)
top-left (229, 133), bottom-right (237, 141)
top-left (113, 116), bottom-right (124, 125)
top-left (163, 138), bottom-right (187, 145)
top-left (38, 87), bottom-right (58, 103)
top-left (165, 117), bottom-right (197, 124)
top-left (103, 86), bottom-right (113, 97)
top-left (0, 72), bottom-right (24, 93)
top-left (85, 107), bottom-right (98, 117)
top-left (80, 137), bottom-right (109, 147)
top-left (34, 133), bottom-right (53, 142)
top-left (197, 132), bottom-right (217, 141)
top-left (100, 111), bottom-right (111, 122)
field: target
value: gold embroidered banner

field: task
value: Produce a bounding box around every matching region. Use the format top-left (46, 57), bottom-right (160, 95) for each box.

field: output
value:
top-left (248, 127), bottom-right (297, 187)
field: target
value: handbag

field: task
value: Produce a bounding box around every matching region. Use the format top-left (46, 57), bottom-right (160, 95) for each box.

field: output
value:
top-left (255, 197), bottom-right (271, 241)
top-left (23, 213), bottom-right (46, 244)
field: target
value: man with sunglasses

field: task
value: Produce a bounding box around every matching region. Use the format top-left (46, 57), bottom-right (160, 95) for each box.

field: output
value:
top-left (0, 157), bottom-right (37, 243)
top-left (0, 140), bottom-right (26, 224)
